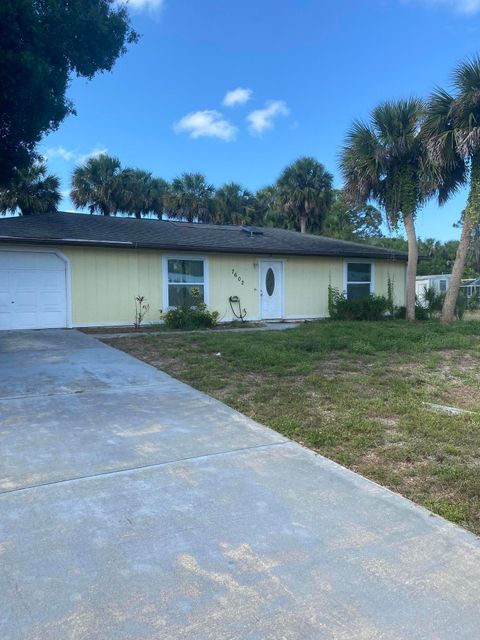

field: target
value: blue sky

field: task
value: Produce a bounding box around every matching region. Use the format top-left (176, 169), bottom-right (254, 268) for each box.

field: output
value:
top-left (42, 0), bottom-right (480, 241)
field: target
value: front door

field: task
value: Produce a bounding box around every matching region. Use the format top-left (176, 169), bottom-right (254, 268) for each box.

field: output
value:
top-left (260, 261), bottom-right (283, 320)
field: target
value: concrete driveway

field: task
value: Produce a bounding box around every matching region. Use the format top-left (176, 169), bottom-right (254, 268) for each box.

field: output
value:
top-left (1, 330), bottom-right (480, 640)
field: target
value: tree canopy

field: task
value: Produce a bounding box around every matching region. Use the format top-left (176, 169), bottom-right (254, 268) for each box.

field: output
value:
top-left (0, 162), bottom-right (60, 215)
top-left (71, 154), bottom-right (123, 216)
top-left (423, 56), bottom-right (480, 322)
top-left (275, 157), bottom-right (334, 233)
top-left (323, 190), bottom-right (383, 241)
top-left (164, 173), bottom-right (215, 223)
top-left (340, 99), bottom-right (433, 321)
top-left (211, 183), bottom-right (259, 225)
top-left (0, 0), bottom-right (138, 186)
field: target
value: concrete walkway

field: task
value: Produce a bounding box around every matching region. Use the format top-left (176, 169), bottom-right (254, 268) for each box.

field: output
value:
top-left (89, 321), bottom-right (300, 339)
top-left (1, 329), bottom-right (480, 640)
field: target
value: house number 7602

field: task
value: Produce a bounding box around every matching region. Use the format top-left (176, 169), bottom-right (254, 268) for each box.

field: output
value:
top-left (231, 269), bottom-right (245, 285)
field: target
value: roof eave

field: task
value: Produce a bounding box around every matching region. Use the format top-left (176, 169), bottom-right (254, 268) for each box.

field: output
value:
top-left (0, 236), bottom-right (408, 261)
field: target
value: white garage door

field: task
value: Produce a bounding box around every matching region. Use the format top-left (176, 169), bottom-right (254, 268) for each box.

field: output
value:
top-left (0, 250), bottom-right (68, 330)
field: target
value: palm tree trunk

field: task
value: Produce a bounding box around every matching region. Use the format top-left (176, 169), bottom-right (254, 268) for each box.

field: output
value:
top-left (403, 211), bottom-right (418, 322)
top-left (441, 156), bottom-right (480, 324)
top-left (300, 216), bottom-right (306, 233)
top-left (440, 213), bottom-right (474, 324)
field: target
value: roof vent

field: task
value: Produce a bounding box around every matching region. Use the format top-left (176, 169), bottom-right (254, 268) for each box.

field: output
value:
top-left (241, 226), bottom-right (264, 237)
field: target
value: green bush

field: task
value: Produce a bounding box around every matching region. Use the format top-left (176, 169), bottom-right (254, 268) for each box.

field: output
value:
top-left (393, 305), bottom-right (429, 321)
top-left (161, 288), bottom-right (219, 330)
top-left (422, 286), bottom-right (444, 319)
top-left (455, 292), bottom-right (467, 320)
top-left (467, 291), bottom-right (480, 311)
top-left (328, 286), bottom-right (388, 321)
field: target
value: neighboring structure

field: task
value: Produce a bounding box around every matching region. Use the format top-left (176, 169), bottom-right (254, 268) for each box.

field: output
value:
top-left (0, 213), bottom-right (408, 330)
top-left (416, 274), bottom-right (480, 305)
top-left (461, 277), bottom-right (480, 302)
top-left (415, 274), bottom-right (451, 305)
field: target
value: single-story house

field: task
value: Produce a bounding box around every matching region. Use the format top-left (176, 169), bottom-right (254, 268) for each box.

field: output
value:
top-left (0, 212), bottom-right (408, 330)
top-left (416, 274), bottom-right (480, 305)
top-left (461, 277), bottom-right (480, 301)
top-left (415, 274), bottom-right (450, 303)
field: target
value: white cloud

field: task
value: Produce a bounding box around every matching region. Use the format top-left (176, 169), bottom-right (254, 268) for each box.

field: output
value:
top-left (174, 110), bottom-right (237, 141)
top-left (42, 145), bottom-right (108, 165)
top-left (246, 100), bottom-right (290, 136)
top-left (414, 0), bottom-right (480, 13)
top-left (117, 0), bottom-right (165, 12)
top-left (223, 87), bottom-right (253, 107)
top-left (76, 147), bottom-right (108, 165)
top-left (43, 146), bottom-right (76, 162)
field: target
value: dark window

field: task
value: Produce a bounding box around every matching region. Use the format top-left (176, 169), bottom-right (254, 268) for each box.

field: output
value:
top-left (346, 263), bottom-right (372, 300)
top-left (167, 259), bottom-right (205, 307)
top-left (266, 268), bottom-right (275, 296)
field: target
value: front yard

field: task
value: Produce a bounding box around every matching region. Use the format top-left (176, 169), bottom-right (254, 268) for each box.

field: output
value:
top-left (106, 320), bottom-right (480, 534)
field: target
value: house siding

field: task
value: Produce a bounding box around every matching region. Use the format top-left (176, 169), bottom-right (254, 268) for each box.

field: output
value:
top-left (0, 243), bottom-right (406, 326)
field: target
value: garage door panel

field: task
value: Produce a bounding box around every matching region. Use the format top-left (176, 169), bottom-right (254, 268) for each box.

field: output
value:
top-left (39, 270), bottom-right (65, 290)
top-left (0, 251), bottom-right (68, 330)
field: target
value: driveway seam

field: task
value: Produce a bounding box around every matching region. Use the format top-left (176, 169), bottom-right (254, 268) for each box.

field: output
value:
top-left (0, 440), bottom-right (289, 497)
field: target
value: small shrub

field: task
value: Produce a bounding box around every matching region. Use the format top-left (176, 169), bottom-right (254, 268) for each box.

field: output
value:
top-left (422, 286), bottom-right (444, 319)
top-left (393, 305), bottom-right (429, 321)
top-left (328, 287), bottom-right (388, 321)
top-left (161, 287), bottom-right (219, 330)
top-left (455, 291), bottom-right (468, 320)
top-left (134, 295), bottom-right (150, 329)
top-left (467, 291), bottom-right (480, 311)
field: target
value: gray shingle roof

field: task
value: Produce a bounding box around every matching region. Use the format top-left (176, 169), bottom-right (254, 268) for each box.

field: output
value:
top-left (0, 212), bottom-right (408, 261)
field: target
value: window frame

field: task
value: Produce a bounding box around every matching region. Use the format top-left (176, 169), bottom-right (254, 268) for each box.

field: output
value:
top-left (439, 279), bottom-right (447, 293)
top-left (162, 255), bottom-right (209, 310)
top-left (343, 259), bottom-right (374, 300)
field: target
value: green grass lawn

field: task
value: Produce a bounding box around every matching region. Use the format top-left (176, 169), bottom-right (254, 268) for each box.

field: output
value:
top-left (106, 320), bottom-right (480, 535)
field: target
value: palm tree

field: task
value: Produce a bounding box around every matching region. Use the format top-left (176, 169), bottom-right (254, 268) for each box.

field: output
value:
top-left (0, 162), bottom-right (60, 215)
top-left (275, 157), bottom-right (333, 234)
top-left (71, 154), bottom-right (122, 216)
top-left (212, 182), bottom-right (259, 225)
top-left (256, 185), bottom-right (289, 228)
top-left (150, 177), bottom-right (169, 219)
top-left (163, 172), bottom-right (214, 223)
top-left (422, 57), bottom-right (480, 323)
top-left (118, 170), bottom-right (169, 218)
top-left (340, 99), bottom-right (431, 321)
top-left (118, 168), bottom-right (153, 218)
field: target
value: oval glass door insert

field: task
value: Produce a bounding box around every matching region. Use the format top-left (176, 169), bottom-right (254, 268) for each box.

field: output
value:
top-left (266, 268), bottom-right (275, 296)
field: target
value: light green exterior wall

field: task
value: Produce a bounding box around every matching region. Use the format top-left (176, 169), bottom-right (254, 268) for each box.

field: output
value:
top-left (374, 260), bottom-right (407, 307)
top-left (0, 244), bottom-right (406, 326)
top-left (65, 246), bottom-right (164, 326)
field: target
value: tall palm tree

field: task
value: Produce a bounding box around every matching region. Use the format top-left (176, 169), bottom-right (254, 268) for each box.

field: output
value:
top-left (340, 99), bottom-right (431, 321)
top-left (256, 185), bottom-right (289, 229)
top-left (422, 57), bottom-right (480, 323)
top-left (276, 157), bottom-right (333, 234)
top-left (71, 154), bottom-right (122, 216)
top-left (0, 162), bottom-right (60, 215)
top-left (118, 170), bottom-right (169, 218)
top-left (118, 168), bottom-right (153, 218)
top-left (212, 182), bottom-right (259, 225)
top-left (150, 177), bottom-right (169, 219)
top-left (163, 172), bottom-right (214, 223)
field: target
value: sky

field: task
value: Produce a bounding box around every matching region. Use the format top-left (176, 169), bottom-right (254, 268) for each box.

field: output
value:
top-left (42, 0), bottom-right (480, 241)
